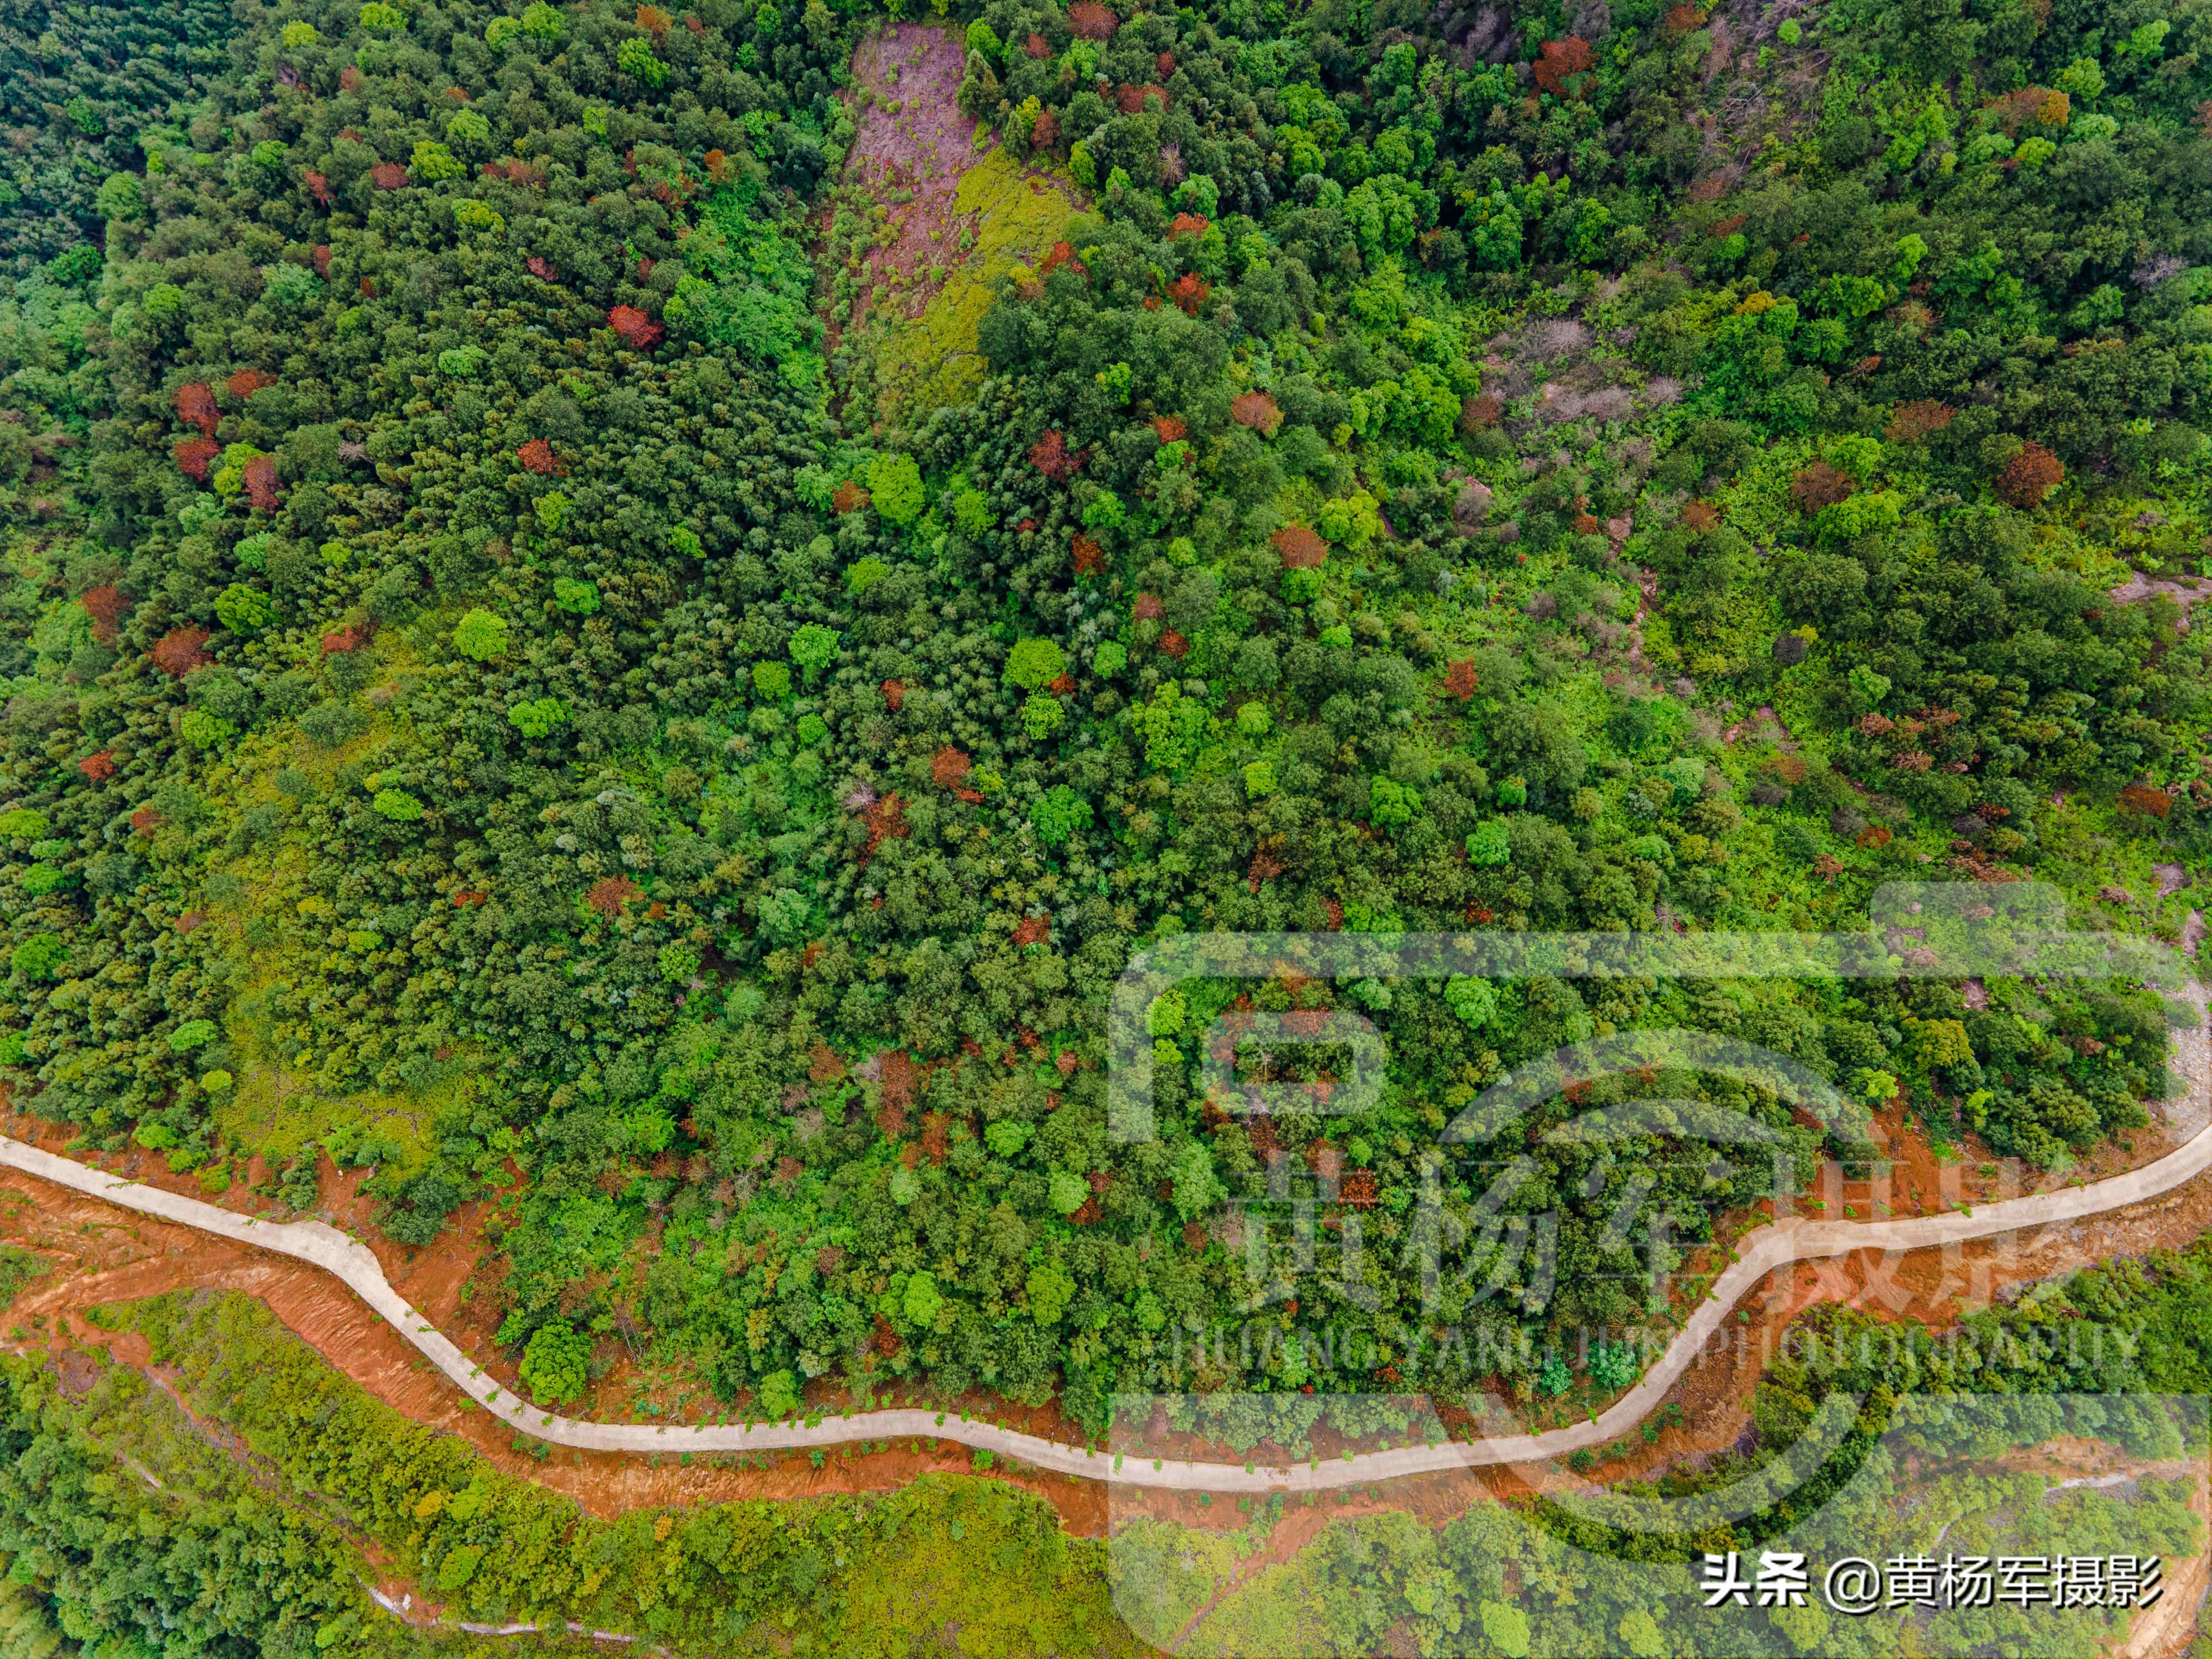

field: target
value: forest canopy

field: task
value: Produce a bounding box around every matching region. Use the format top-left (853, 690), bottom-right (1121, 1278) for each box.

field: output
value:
top-left (0, 0), bottom-right (2203, 1449)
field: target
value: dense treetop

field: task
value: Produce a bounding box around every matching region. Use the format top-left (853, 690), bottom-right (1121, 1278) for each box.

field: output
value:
top-left (0, 0), bottom-right (2202, 1433)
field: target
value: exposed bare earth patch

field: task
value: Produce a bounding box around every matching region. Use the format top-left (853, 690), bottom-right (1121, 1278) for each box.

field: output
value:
top-left (831, 23), bottom-right (978, 342)
top-left (823, 22), bottom-right (1088, 424)
top-left (2111, 571), bottom-right (2212, 607)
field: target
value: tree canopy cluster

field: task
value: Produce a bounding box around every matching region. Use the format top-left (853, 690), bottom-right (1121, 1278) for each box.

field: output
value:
top-left (0, 0), bottom-right (2203, 1453)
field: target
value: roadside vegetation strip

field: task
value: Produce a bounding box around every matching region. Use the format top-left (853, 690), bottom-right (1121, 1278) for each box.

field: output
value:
top-left (11, 1123), bottom-right (2212, 1493)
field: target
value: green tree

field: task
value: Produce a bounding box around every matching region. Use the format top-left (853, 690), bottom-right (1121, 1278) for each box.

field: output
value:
top-left (865, 453), bottom-right (925, 525)
top-left (519, 1319), bottom-right (592, 1405)
top-left (1030, 785), bottom-right (1092, 846)
top-left (453, 609), bottom-right (509, 661)
top-left (790, 623), bottom-right (840, 680)
top-left (1004, 638), bottom-right (1067, 690)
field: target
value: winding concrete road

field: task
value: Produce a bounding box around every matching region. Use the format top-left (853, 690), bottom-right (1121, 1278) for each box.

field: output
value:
top-left (6, 1113), bottom-right (2212, 1492)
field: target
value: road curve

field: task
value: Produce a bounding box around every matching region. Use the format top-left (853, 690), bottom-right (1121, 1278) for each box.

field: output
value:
top-left (5, 1118), bottom-right (2212, 1493)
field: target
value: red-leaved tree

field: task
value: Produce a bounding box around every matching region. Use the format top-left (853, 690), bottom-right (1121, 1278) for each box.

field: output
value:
top-left (1230, 391), bottom-right (1282, 437)
top-left (1995, 441), bottom-right (2064, 508)
top-left (150, 627), bottom-right (212, 677)
top-left (243, 454), bottom-right (280, 513)
top-left (1532, 35), bottom-right (1596, 96)
top-left (1272, 525), bottom-right (1328, 568)
top-left (586, 875), bottom-right (642, 918)
top-left (80, 585), bottom-right (127, 646)
top-left (1885, 400), bottom-right (1955, 444)
top-left (1029, 429), bottom-right (1081, 481)
top-left (174, 437), bottom-right (220, 481)
top-left (175, 382), bottom-right (218, 437)
top-left (607, 305), bottom-right (664, 348)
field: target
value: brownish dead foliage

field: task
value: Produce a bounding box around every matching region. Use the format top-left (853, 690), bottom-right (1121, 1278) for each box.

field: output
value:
top-left (1885, 400), bottom-right (1954, 444)
top-left (516, 439), bottom-right (564, 476)
top-left (2119, 784), bottom-right (2173, 818)
top-left (877, 1050), bottom-right (918, 1135)
top-left (862, 792), bottom-right (910, 859)
top-left (585, 875), bottom-right (641, 917)
top-left (226, 368), bottom-right (276, 401)
top-left (1272, 524), bottom-right (1328, 568)
top-left (1995, 441), bottom-right (2064, 508)
top-left (482, 158), bottom-right (546, 188)
top-left (149, 627), bottom-right (211, 677)
top-left (175, 382), bottom-right (218, 437)
top-left (809, 1043), bottom-right (847, 1082)
top-left (243, 454), bottom-right (280, 513)
top-left (1230, 390), bottom-right (1282, 437)
top-left (607, 305), bottom-right (663, 349)
top-left (832, 479), bottom-right (870, 514)
top-left (1443, 659), bottom-right (1478, 699)
top-left (1067, 2), bottom-right (1117, 38)
top-left (1029, 429), bottom-right (1081, 481)
top-left (174, 436), bottom-right (220, 480)
top-left (1247, 839), bottom-right (1285, 893)
top-left (1531, 35), bottom-right (1595, 96)
top-left (931, 747), bottom-right (974, 795)
top-left (1790, 461), bottom-right (1855, 513)
top-left (1459, 394), bottom-right (1501, 431)
top-left (80, 585), bottom-right (126, 646)
top-left (1985, 85), bottom-right (2069, 133)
